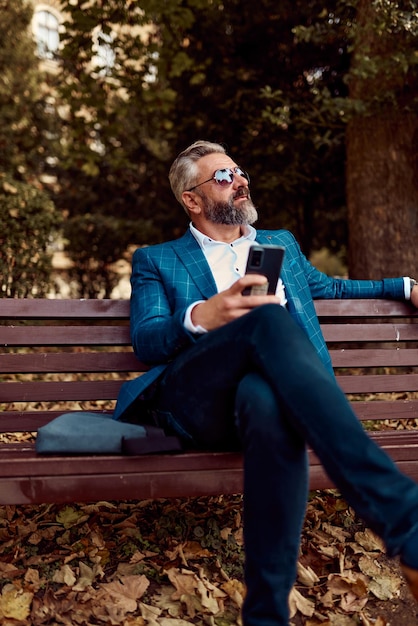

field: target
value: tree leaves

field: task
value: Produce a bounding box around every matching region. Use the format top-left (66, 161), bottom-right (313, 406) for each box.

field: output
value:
top-left (0, 175), bottom-right (62, 297)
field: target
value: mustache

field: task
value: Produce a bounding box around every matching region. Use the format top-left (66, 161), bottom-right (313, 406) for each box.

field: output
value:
top-left (233, 188), bottom-right (249, 200)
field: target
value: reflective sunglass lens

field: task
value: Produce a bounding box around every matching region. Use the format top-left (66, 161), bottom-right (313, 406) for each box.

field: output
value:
top-left (236, 168), bottom-right (249, 183)
top-left (214, 169), bottom-right (234, 185)
top-left (213, 167), bottom-right (249, 186)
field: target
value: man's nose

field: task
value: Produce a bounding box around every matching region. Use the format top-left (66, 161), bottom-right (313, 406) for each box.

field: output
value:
top-left (233, 171), bottom-right (249, 187)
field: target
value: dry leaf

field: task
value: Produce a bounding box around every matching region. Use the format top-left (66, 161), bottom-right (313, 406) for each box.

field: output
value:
top-left (158, 617), bottom-right (198, 626)
top-left (0, 563), bottom-right (20, 579)
top-left (322, 522), bottom-right (350, 542)
top-left (358, 556), bottom-right (401, 600)
top-left (327, 571), bottom-right (369, 598)
top-left (24, 568), bottom-right (41, 591)
top-left (288, 587), bottom-right (315, 618)
top-left (56, 506), bottom-right (88, 529)
top-left (221, 579), bottom-right (245, 607)
top-left (52, 564), bottom-right (77, 586)
top-left (139, 602), bottom-right (162, 626)
top-left (100, 574), bottom-right (150, 611)
top-left (73, 561), bottom-right (96, 591)
top-left (152, 586), bottom-right (183, 617)
top-left (0, 584), bottom-right (33, 620)
top-left (354, 529), bottom-right (385, 553)
top-left (297, 562), bottom-right (320, 587)
top-left (340, 590), bottom-right (369, 612)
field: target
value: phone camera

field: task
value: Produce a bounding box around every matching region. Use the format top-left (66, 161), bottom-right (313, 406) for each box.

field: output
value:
top-left (251, 250), bottom-right (263, 268)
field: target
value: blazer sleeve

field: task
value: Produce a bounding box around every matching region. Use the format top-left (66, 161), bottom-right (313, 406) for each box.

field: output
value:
top-left (130, 246), bottom-right (198, 365)
top-left (284, 231), bottom-right (406, 300)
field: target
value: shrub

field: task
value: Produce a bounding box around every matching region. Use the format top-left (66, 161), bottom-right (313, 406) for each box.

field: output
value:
top-left (0, 175), bottom-right (62, 297)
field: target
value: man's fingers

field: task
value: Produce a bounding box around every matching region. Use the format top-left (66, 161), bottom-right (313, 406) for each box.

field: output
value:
top-left (229, 274), bottom-right (268, 295)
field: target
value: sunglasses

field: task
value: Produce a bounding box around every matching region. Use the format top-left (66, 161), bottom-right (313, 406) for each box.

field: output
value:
top-left (186, 166), bottom-right (250, 192)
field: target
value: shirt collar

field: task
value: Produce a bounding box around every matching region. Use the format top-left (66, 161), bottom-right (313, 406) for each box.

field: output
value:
top-left (189, 222), bottom-right (257, 250)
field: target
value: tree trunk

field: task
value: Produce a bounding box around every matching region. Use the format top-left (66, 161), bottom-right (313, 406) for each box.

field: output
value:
top-left (346, 0), bottom-right (418, 279)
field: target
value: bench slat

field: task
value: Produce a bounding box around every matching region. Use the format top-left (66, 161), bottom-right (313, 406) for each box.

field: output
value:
top-left (0, 349), bottom-right (416, 373)
top-left (2, 375), bottom-right (414, 404)
top-left (0, 298), bottom-right (414, 320)
top-left (0, 380), bottom-right (123, 402)
top-left (338, 373), bottom-right (418, 394)
top-left (0, 299), bottom-right (130, 319)
top-left (330, 348), bottom-right (418, 368)
top-left (322, 323), bottom-right (418, 343)
top-left (0, 351), bottom-right (143, 373)
top-left (314, 299), bottom-right (418, 317)
top-left (0, 325), bottom-right (131, 347)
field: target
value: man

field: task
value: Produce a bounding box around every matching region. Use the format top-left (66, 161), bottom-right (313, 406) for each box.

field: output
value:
top-left (115, 140), bottom-right (418, 625)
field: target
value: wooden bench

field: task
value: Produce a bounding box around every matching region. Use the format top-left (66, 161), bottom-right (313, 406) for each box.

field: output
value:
top-left (1, 298), bottom-right (418, 505)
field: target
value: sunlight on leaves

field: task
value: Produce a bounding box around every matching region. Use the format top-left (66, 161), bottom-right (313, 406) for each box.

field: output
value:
top-left (0, 584), bottom-right (33, 620)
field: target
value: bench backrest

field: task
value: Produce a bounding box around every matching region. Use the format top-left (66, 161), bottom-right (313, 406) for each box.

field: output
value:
top-left (1, 298), bottom-right (418, 434)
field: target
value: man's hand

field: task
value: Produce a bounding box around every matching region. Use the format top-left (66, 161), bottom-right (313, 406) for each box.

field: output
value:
top-left (411, 284), bottom-right (418, 308)
top-left (191, 274), bottom-right (282, 331)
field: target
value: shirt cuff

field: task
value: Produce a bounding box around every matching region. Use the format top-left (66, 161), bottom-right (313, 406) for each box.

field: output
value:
top-left (184, 301), bottom-right (208, 334)
top-left (404, 277), bottom-right (413, 300)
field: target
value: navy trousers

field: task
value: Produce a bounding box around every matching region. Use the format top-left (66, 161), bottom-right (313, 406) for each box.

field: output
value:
top-left (152, 304), bottom-right (418, 625)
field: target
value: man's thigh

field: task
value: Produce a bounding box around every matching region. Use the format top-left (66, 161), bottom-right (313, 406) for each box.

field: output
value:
top-left (151, 305), bottom-right (299, 448)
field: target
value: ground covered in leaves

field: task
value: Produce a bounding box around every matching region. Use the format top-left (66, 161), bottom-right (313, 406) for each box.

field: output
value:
top-left (1, 492), bottom-right (418, 626)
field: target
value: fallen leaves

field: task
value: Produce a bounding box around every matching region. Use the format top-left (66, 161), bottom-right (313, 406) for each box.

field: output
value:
top-left (0, 493), bottom-right (416, 626)
top-left (0, 585), bottom-right (33, 621)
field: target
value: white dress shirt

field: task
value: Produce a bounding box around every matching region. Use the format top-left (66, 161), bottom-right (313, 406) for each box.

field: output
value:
top-left (184, 223), bottom-right (286, 333)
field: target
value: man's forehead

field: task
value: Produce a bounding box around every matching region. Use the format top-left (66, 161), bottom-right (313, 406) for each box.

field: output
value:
top-left (197, 153), bottom-right (236, 173)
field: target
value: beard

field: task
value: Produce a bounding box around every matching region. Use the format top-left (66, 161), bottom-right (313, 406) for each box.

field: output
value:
top-left (201, 191), bottom-right (258, 225)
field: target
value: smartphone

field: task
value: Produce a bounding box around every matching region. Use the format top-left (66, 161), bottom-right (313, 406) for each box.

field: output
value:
top-left (243, 244), bottom-right (285, 295)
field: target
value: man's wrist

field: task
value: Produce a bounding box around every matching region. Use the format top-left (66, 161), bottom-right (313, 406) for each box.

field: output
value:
top-left (184, 301), bottom-right (208, 333)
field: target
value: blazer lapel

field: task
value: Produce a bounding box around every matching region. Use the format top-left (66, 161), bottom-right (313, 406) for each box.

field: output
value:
top-left (171, 231), bottom-right (218, 299)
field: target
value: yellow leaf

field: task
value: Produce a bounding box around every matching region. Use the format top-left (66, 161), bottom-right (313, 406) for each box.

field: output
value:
top-left (0, 584), bottom-right (33, 620)
top-left (56, 506), bottom-right (87, 528)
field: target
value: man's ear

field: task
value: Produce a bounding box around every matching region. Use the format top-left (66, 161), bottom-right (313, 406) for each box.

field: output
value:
top-left (182, 191), bottom-right (202, 216)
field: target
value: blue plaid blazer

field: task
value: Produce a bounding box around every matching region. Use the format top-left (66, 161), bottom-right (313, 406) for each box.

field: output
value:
top-left (114, 229), bottom-right (405, 420)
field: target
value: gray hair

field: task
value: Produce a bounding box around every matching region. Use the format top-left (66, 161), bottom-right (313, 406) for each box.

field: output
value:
top-left (169, 140), bottom-right (226, 213)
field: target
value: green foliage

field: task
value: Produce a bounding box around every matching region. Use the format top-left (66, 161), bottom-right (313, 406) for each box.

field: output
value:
top-left (0, 0), bottom-right (57, 180)
top-left (63, 213), bottom-right (158, 298)
top-left (36, 0), bottom-right (418, 293)
top-left (0, 176), bottom-right (62, 297)
top-left (0, 2), bottom-right (62, 298)
top-left (55, 0), bottom-right (353, 261)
